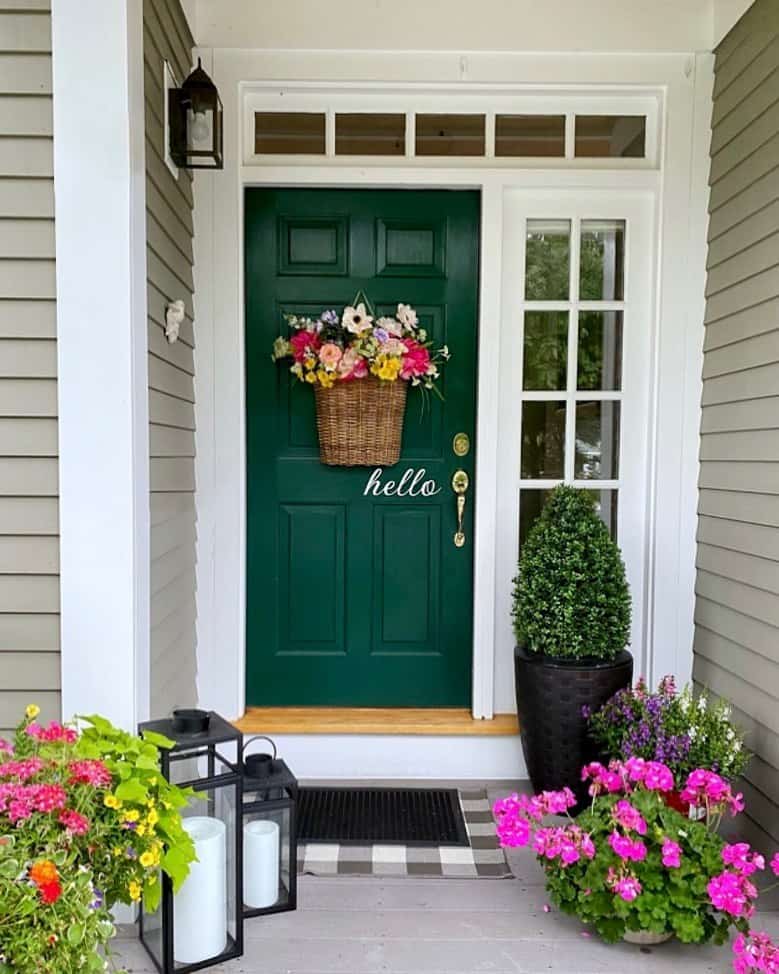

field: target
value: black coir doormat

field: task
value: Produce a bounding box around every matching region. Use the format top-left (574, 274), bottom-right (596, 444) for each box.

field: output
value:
top-left (298, 786), bottom-right (469, 847)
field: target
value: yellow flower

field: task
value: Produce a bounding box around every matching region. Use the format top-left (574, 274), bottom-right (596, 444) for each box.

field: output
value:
top-left (128, 881), bottom-right (142, 901)
top-left (148, 874), bottom-right (157, 885)
top-left (25, 704), bottom-right (40, 720)
top-left (139, 851), bottom-right (155, 868)
top-left (147, 808), bottom-right (159, 826)
top-left (317, 369), bottom-right (336, 389)
top-left (104, 795), bottom-right (122, 810)
top-left (371, 354), bottom-right (402, 381)
top-left (304, 371), bottom-right (317, 384)
top-left (303, 356), bottom-right (317, 370)
top-left (124, 809), bottom-right (140, 822)
top-left (113, 847), bottom-right (123, 857)
top-left (136, 824), bottom-right (147, 837)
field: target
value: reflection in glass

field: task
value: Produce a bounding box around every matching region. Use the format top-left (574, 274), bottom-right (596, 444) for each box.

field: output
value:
top-left (574, 116), bottom-right (646, 158)
top-left (575, 401), bottom-right (621, 479)
top-left (523, 311), bottom-right (569, 390)
top-left (496, 115), bottom-right (565, 157)
top-left (577, 311), bottom-right (623, 390)
top-left (518, 489), bottom-right (553, 550)
top-left (254, 112), bottom-right (326, 154)
top-left (525, 220), bottom-right (570, 301)
top-left (592, 489), bottom-right (619, 539)
top-left (580, 220), bottom-right (625, 301)
top-left (521, 401), bottom-right (565, 479)
top-left (415, 114), bottom-right (485, 156)
top-left (335, 113), bottom-right (405, 155)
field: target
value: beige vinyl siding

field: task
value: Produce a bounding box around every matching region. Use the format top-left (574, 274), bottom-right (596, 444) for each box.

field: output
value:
top-left (0, 2), bottom-right (59, 736)
top-left (143, 0), bottom-right (198, 719)
top-left (693, 0), bottom-right (779, 855)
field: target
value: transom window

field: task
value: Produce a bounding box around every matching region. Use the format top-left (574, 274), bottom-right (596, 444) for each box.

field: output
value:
top-left (518, 217), bottom-right (626, 545)
top-left (244, 90), bottom-right (660, 166)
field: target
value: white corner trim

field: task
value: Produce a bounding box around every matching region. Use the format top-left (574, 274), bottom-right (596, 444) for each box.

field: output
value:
top-left (52, 0), bottom-right (150, 730)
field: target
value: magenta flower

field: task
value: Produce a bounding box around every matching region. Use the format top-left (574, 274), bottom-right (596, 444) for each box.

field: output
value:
top-left (608, 831), bottom-right (647, 862)
top-left (733, 930), bottom-right (779, 974)
top-left (67, 759), bottom-right (112, 789)
top-left (613, 799), bottom-right (647, 835)
top-left (661, 838), bottom-right (682, 868)
top-left (722, 843), bottom-right (765, 877)
top-left (771, 852), bottom-right (779, 877)
top-left (0, 757), bottom-right (44, 782)
top-left (707, 870), bottom-right (757, 918)
top-left (59, 809), bottom-right (90, 835)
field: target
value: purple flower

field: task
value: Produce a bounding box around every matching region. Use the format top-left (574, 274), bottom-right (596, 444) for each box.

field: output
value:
top-left (374, 327), bottom-right (389, 344)
top-left (581, 704), bottom-right (592, 719)
top-left (320, 309), bottom-right (339, 326)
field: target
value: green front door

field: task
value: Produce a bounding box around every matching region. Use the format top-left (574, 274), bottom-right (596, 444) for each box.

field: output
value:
top-left (245, 188), bottom-right (480, 707)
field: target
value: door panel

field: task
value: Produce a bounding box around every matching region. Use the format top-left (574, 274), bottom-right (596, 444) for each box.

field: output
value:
top-left (245, 188), bottom-right (480, 707)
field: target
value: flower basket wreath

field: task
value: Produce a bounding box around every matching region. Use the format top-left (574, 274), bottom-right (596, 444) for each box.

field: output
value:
top-left (271, 294), bottom-right (449, 466)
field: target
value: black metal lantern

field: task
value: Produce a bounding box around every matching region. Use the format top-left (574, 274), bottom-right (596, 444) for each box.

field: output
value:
top-left (169, 59), bottom-right (223, 169)
top-left (241, 736), bottom-right (298, 918)
top-left (138, 710), bottom-right (243, 973)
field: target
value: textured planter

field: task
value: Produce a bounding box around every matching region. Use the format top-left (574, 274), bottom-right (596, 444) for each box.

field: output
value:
top-left (623, 930), bottom-right (674, 945)
top-left (514, 644), bottom-right (633, 803)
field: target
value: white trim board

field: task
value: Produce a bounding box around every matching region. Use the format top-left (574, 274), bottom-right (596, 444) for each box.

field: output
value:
top-left (193, 50), bottom-right (711, 775)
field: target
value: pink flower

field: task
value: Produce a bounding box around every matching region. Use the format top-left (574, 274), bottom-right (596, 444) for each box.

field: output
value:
top-left (613, 876), bottom-right (642, 902)
top-left (613, 800), bottom-right (647, 835)
top-left (290, 329), bottom-right (321, 363)
top-left (400, 340), bottom-right (431, 380)
top-left (643, 761), bottom-right (674, 792)
top-left (25, 721), bottom-right (77, 745)
top-left (722, 843), bottom-right (765, 877)
top-left (608, 831), bottom-right (647, 862)
top-left (581, 761), bottom-right (624, 796)
top-left (0, 757), bottom-right (44, 781)
top-left (318, 342), bottom-right (343, 370)
top-left (771, 852), bottom-right (779, 877)
top-left (733, 930), bottom-right (779, 974)
top-left (336, 348), bottom-right (368, 381)
top-left (0, 739), bottom-right (12, 754)
top-left (707, 870), bottom-right (757, 918)
top-left (68, 759), bottom-right (112, 788)
top-left (661, 839), bottom-right (682, 868)
top-left (59, 809), bottom-right (90, 835)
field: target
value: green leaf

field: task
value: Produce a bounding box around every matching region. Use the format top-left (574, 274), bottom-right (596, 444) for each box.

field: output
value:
top-left (67, 922), bottom-right (85, 946)
top-left (144, 880), bottom-right (162, 913)
top-left (161, 845), bottom-right (192, 891)
top-left (0, 857), bottom-right (19, 878)
top-left (115, 778), bottom-right (149, 802)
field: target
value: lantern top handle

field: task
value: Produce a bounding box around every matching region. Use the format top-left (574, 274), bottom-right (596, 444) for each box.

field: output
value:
top-left (182, 58), bottom-right (218, 93)
top-left (242, 735), bottom-right (278, 760)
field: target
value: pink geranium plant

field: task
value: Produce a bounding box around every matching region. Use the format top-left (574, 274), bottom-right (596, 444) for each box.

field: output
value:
top-left (495, 758), bottom-right (779, 969)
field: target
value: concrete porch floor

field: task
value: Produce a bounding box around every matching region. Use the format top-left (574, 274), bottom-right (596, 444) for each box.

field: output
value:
top-left (113, 785), bottom-right (779, 974)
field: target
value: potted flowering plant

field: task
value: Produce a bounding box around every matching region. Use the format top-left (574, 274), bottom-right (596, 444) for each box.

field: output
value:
top-left (271, 297), bottom-right (449, 466)
top-left (0, 706), bottom-right (196, 973)
top-left (494, 757), bottom-right (779, 966)
top-left (586, 676), bottom-right (749, 814)
top-left (512, 485), bottom-right (633, 800)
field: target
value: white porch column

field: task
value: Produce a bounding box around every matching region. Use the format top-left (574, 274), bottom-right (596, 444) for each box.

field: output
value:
top-left (52, 0), bottom-right (150, 730)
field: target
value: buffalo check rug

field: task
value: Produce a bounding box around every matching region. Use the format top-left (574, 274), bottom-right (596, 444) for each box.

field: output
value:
top-left (296, 790), bottom-right (512, 878)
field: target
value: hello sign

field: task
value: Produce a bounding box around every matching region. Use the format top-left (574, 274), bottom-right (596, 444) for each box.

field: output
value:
top-left (363, 467), bottom-right (442, 498)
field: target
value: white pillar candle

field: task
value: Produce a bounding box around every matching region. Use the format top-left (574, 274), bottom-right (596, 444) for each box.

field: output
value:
top-left (174, 816), bottom-right (227, 964)
top-left (243, 820), bottom-right (280, 909)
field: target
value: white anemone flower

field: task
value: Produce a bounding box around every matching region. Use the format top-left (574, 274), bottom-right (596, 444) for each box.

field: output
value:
top-left (396, 303), bottom-right (418, 329)
top-left (342, 303), bottom-right (373, 334)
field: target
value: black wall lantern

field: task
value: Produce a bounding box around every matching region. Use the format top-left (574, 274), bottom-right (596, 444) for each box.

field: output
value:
top-left (169, 59), bottom-right (223, 169)
top-left (138, 710), bottom-right (243, 972)
top-left (241, 736), bottom-right (298, 918)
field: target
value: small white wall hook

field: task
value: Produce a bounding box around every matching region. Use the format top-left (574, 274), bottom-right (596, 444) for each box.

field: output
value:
top-left (165, 299), bottom-right (186, 344)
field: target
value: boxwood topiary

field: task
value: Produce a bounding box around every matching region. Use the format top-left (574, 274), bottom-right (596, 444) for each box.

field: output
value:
top-left (512, 484), bottom-right (631, 661)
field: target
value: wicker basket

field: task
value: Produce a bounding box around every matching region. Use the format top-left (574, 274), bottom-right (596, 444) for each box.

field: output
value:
top-left (313, 375), bottom-right (407, 466)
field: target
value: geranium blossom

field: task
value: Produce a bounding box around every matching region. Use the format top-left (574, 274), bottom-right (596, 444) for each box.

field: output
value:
top-left (613, 875), bottom-right (642, 902)
top-left (681, 769), bottom-right (744, 816)
top-left (733, 931), bottom-right (779, 974)
top-left (771, 852), bottom-right (779, 877)
top-left (707, 870), bottom-right (757, 918)
top-left (608, 830), bottom-right (647, 862)
top-left (722, 842), bottom-right (765, 877)
top-left (613, 799), bottom-right (647, 835)
top-left (661, 838), bottom-right (682, 868)
top-left (26, 721), bottom-right (78, 745)
top-left (581, 761), bottom-right (625, 796)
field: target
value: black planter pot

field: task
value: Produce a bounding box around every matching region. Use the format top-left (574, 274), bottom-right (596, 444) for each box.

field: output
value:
top-left (514, 644), bottom-right (633, 803)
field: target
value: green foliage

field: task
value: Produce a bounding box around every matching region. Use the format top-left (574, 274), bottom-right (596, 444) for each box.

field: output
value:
top-left (512, 484), bottom-right (631, 660)
top-left (543, 791), bottom-right (744, 945)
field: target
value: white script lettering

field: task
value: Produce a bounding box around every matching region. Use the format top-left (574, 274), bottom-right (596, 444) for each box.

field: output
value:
top-left (363, 467), bottom-right (442, 498)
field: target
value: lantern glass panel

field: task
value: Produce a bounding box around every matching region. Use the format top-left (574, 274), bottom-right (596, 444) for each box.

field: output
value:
top-left (171, 754), bottom-right (240, 967)
top-left (139, 872), bottom-right (164, 970)
top-left (243, 804), bottom-right (293, 913)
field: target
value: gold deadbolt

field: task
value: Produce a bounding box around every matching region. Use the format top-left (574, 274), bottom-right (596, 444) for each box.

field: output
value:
top-left (453, 432), bottom-right (470, 457)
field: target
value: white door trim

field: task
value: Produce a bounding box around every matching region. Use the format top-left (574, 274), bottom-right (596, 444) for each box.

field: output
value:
top-left (193, 51), bottom-right (711, 739)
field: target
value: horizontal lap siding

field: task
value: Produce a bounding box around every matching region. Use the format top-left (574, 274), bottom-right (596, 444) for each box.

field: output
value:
top-left (0, 4), bottom-right (59, 737)
top-left (694, 0), bottom-right (779, 853)
top-left (143, 0), bottom-right (198, 720)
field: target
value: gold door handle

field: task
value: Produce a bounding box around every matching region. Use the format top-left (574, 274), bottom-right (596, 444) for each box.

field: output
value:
top-left (452, 469), bottom-right (469, 548)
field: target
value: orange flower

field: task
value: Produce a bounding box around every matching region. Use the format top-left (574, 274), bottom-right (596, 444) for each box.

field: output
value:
top-left (29, 859), bottom-right (58, 887)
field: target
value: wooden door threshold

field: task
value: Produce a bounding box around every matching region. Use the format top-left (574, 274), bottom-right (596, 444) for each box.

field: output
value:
top-left (235, 707), bottom-right (519, 736)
